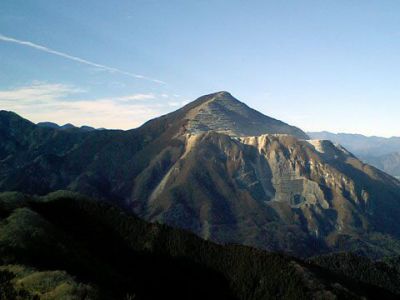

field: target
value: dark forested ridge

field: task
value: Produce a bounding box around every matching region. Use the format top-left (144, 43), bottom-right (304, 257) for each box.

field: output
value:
top-left (0, 191), bottom-right (399, 299)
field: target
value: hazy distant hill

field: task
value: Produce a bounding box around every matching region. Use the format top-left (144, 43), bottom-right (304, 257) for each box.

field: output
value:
top-left (0, 191), bottom-right (398, 299)
top-left (37, 121), bottom-right (96, 131)
top-left (308, 132), bottom-right (400, 178)
top-left (1, 92), bottom-right (400, 258)
top-left (364, 152), bottom-right (400, 179)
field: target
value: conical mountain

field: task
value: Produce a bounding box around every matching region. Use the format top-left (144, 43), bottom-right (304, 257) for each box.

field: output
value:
top-left (139, 91), bottom-right (308, 139)
top-left (1, 93), bottom-right (400, 258)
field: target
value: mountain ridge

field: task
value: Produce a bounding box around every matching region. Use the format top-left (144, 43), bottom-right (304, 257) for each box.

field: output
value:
top-left (308, 131), bottom-right (400, 178)
top-left (1, 92), bottom-right (400, 258)
top-left (1, 191), bottom-right (399, 299)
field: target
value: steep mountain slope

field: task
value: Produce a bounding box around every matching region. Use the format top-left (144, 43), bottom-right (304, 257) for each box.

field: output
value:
top-left (132, 131), bottom-right (400, 257)
top-left (1, 92), bottom-right (400, 258)
top-left (308, 132), bottom-right (400, 178)
top-left (0, 191), bottom-right (398, 299)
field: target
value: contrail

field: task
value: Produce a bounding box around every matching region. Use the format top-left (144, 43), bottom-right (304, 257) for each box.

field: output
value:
top-left (0, 34), bottom-right (165, 85)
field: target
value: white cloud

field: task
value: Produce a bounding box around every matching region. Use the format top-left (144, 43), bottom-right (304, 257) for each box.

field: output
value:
top-left (48, 100), bottom-right (164, 129)
top-left (0, 82), bottom-right (82, 102)
top-left (0, 33), bottom-right (166, 85)
top-left (0, 82), bottom-right (169, 129)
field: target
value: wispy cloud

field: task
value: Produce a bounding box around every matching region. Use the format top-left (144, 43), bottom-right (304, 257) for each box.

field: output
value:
top-left (0, 82), bottom-right (156, 103)
top-left (0, 33), bottom-right (166, 85)
top-left (0, 82), bottom-right (82, 102)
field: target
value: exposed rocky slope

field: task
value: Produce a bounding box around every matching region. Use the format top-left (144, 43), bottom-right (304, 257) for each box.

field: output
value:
top-left (1, 92), bottom-right (400, 258)
top-left (132, 130), bottom-right (400, 257)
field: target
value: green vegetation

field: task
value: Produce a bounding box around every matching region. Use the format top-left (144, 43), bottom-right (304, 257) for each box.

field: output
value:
top-left (0, 265), bottom-right (95, 300)
top-left (0, 191), bottom-right (399, 299)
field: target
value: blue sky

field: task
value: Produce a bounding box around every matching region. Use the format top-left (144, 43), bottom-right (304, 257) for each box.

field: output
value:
top-left (0, 1), bottom-right (399, 136)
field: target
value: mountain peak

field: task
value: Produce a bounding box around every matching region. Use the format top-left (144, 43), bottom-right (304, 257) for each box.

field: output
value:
top-left (180, 92), bottom-right (308, 139)
top-left (0, 110), bottom-right (34, 128)
top-left (209, 90), bottom-right (234, 99)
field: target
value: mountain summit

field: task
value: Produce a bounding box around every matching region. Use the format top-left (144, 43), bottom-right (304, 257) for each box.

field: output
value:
top-left (156, 91), bottom-right (308, 139)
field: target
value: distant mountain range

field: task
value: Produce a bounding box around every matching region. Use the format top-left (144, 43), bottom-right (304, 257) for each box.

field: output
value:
top-left (37, 121), bottom-right (97, 131)
top-left (308, 132), bottom-right (400, 178)
top-left (1, 91), bottom-right (400, 259)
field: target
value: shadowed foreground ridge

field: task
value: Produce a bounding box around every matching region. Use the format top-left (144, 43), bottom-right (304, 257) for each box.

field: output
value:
top-left (0, 191), bottom-right (399, 299)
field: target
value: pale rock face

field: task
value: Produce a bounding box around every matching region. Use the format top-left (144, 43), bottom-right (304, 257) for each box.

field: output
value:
top-left (306, 140), bottom-right (327, 153)
top-left (240, 135), bottom-right (351, 208)
top-left (241, 135), bottom-right (328, 208)
top-left (239, 135), bottom-right (360, 234)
